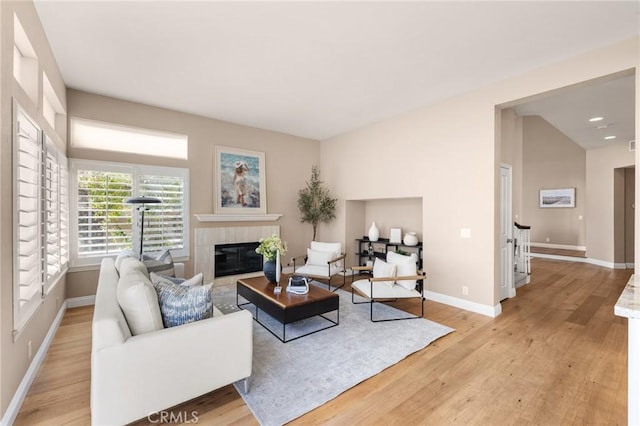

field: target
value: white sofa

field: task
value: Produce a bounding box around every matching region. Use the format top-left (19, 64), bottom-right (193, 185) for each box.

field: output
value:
top-left (91, 258), bottom-right (253, 425)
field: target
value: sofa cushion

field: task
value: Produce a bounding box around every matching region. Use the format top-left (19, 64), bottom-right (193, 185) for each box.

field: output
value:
top-left (153, 281), bottom-right (214, 328)
top-left (143, 249), bottom-right (175, 277)
top-left (386, 251), bottom-right (418, 290)
top-left (115, 249), bottom-right (138, 273)
top-left (373, 258), bottom-right (396, 288)
top-left (310, 241), bottom-right (342, 266)
top-left (306, 248), bottom-right (334, 266)
top-left (116, 258), bottom-right (164, 335)
top-left (150, 272), bottom-right (203, 287)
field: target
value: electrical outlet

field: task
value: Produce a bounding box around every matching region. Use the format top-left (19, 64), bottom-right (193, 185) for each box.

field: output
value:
top-left (28, 341), bottom-right (32, 360)
top-left (546, 237), bottom-right (550, 242)
top-left (462, 286), bottom-right (469, 296)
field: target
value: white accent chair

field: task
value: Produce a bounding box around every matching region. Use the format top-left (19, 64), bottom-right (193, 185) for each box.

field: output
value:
top-left (291, 241), bottom-right (346, 292)
top-left (351, 252), bottom-right (425, 322)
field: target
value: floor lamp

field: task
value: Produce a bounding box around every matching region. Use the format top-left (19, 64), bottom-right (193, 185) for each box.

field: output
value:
top-left (126, 196), bottom-right (161, 259)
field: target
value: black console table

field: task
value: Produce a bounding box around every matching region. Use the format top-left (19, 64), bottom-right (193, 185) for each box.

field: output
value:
top-left (355, 237), bottom-right (423, 271)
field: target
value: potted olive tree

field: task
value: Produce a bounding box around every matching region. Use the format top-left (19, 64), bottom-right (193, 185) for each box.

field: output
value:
top-left (297, 166), bottom-right (336, 241)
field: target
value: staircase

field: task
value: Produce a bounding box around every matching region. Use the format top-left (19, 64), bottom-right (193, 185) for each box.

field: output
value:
top-left (514, 222), bottom-right (531, 287)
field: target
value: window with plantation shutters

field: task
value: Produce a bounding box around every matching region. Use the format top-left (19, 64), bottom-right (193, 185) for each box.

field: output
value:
top-left (13, 103), bottom-right (69, 332)
top-left (60, 163), bottom-right (69, 267)
top-left (70, 160), bottom-right (189, 267)
top-left (44, 137), bottom-right (69, 293)
top-left (14, 107), bottom-right (43, 330)
top-left (138, 173), bottom-right (186, 254)
top-left (75, 168), bottom-right (133, 259)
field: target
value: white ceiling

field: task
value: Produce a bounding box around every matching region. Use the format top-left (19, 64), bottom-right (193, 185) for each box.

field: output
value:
top-left (514, 74), bottom-right (635, 150)
top-left (33, 1), bottom-right (639, 141)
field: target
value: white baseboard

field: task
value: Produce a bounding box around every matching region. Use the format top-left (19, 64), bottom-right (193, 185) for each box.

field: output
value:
top-left (1, 302), bottom-right (67, 426)
top-left (66, 295), bottom-right (96, 308)
top-left (530, 253), bottom-right (627, 269)
top-left (425, 290), bottom-right (502, 318)
top-left (531, 242), bottom-right (586, 251)
top-left (627, 263), bottom-right (635, 269)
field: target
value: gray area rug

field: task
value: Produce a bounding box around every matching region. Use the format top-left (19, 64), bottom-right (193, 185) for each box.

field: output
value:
top-left (213, 284), bottom-right (454, 426)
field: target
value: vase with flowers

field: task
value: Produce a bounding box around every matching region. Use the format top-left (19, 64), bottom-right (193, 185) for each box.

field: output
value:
top-left (256, 234), bottom-right (287, 283)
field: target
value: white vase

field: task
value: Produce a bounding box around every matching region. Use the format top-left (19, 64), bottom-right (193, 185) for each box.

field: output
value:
top-left (403, 232), bottom-right (418, 246)
top-left (368, 222), bottom-right (379, 241)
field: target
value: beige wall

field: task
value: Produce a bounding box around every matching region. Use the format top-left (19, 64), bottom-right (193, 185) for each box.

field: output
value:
top-left (500, 108), bottom-right (523, 222)
top-left (586, 143), bottom-right (635, 263)
top-left (65, 90), bottom-right (321, 298)
top-left (0, 1), bottom-right (67, 416)
top-left (363, 198), bottom-right (422, 241)
top-left (522, 115), bottom-right (586, 247)
top-left (321, 37), bottom-right (638, 311)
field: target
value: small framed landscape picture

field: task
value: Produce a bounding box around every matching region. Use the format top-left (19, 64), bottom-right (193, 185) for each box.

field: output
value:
top-left (539, 188), bottom-right (575, 208)
top-left (214, 146), bottom-right (267, 214)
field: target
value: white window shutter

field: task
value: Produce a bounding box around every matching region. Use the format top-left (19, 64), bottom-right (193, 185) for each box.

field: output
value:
top-left (43, 138), bottom-right (68, 294)
top-left (14, 106), bottom-right (43, 330)
top-left (138, 174), bottom-right (186, 254)
top-left (76, 170), bottom-right (133, 257)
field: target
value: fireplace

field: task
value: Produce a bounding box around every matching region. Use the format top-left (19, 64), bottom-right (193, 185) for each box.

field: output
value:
top-left (214, 242), bottom-right (262, 278)
top-left (194, 225), bottom-right (279, 283)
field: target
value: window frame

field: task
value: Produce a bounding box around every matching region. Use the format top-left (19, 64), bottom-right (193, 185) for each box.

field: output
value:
top-left (69, 159), bottom-right (190, 269)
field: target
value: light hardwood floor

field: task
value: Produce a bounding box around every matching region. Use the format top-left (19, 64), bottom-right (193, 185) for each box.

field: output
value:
top-left (15, 258), bottom-right (631, 425)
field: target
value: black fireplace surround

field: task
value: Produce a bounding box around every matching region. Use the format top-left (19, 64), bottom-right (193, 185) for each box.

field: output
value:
top-left (214, 242), bottom-right (262, 278)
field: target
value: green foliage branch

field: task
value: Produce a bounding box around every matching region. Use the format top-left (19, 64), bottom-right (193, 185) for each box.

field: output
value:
top-left (297, 166), bottom-right (337, 241)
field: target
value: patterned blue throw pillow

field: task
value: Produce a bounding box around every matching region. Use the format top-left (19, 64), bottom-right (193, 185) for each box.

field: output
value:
top-left (153, 281), bottom-right (214, 328)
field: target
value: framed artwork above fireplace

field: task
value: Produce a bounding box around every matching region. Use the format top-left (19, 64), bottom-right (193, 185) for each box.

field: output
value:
top-left (214, 146), bottom-right (267, 215)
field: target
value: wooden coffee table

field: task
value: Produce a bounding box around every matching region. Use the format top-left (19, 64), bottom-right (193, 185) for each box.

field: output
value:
top-left (236, 275), bottom-right (339, 343)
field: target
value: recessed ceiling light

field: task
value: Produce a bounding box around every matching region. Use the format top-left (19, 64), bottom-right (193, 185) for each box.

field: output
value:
top-left (589, 116), bottom-right (604, 122)
top-left (604, 135), bottom-right (616, 140)
top-left (596, 124), bottom-right (609, 129)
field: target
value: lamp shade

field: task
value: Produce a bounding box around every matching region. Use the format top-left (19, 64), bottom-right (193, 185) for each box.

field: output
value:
top-left (126, 196), bottom-right (161, 204)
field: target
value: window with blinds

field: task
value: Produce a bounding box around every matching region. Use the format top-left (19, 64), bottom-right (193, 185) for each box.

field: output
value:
top-left (44, 137), bottom-right (69, 293)
top-left (70, 160), bottom-right (189, 267)
top-left (76, 170), bottom-right (133, 257)
top-left (14, 107), bottom-right (43, 330)
top-left (13, 103), bottom-right (69, 332)
top-left (139, 174), bottom-right (186, 253)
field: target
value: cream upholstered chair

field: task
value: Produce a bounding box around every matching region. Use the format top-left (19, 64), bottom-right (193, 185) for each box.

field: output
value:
top-left (351, 251), bottom-right (425, 322)
top-left (291, 241), bottom-right (347, 291)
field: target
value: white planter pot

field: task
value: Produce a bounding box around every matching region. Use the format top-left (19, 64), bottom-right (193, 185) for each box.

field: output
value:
top-left (403, 232), bottom-right (418, 246)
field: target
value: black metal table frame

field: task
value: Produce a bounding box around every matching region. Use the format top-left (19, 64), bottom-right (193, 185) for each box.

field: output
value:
top-left (236, 291), bottom-right (339, 343)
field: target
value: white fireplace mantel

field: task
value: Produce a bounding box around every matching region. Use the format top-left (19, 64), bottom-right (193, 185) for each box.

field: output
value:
top-left (194, 213), bottom-right (282, 222)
